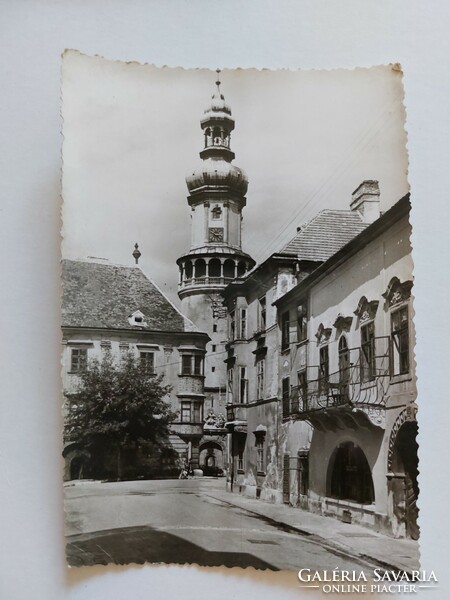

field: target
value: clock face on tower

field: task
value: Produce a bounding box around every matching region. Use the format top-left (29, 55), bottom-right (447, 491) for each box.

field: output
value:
top-left (209, 227), bottom-right (224, 242)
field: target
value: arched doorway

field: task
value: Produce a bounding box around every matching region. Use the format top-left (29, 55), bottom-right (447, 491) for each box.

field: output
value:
top-left (328, 442), bottom-right (375, 504)
top-left (390, 420), bottom-right (419, 539)
top-left (199, 441), bottom-right (224, 475)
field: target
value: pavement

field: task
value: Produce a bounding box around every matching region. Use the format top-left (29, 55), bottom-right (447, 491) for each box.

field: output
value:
top-left (64, 478), bottom-right (419, 573)
top-left (203, 483), bottom-right (419, 573)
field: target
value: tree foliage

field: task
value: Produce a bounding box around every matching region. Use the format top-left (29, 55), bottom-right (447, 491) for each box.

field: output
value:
top-left (65, 351), bottom-right (177, 478)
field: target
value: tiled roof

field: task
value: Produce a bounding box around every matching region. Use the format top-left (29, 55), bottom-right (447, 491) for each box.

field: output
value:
top-left (62, 259), bottom-right (199, 332)
top-left (281, 210), bottom-right (368, 262)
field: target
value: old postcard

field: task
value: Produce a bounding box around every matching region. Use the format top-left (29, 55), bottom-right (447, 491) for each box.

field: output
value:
top-left (61, 51), bottom-right (420, 585)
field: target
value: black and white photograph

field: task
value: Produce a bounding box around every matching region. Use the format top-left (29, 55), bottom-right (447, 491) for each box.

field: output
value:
top-left (61, 52), bottom-right (418, 575)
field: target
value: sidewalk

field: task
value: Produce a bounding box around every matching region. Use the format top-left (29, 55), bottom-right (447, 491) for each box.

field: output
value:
top-left (206, 488), bottom-right (419, 573)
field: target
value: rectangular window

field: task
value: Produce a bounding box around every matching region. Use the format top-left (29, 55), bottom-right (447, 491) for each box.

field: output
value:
top-left (192, 402), bottom-right (201, 423)
top-left (361, 321), bottom-right (375, 382)
top-left (297, 370), bottom-right (308, 411)
top-left (319, 346), bottom-right (329, 393)
top-left (298, 454), bottom-right (309, 496)
top-left (194, 355), bottom-right (203, 375)
top-left (181, 354), bottom-right (192, 376)
top-left (70, 348), bottom-right (87, 373)
top-left (256, 438), bottom-right (265, 473)
top-left (256, 359), bottom-right (265, 400)
top-left (229, 311), bottom-right (236, 341)
top-left (227, 368), bottom-right (234, 404)
top-left (297, 303), bottom-right (307, 343)
top-left (239, 366), bottom-right (248, 404)
top-left (181, 401), bottom-right (191, 422)
top-left (213, 324), bottom-right (217, 333)
top-left (258, 296), bottom-right (267, 331)
top-left (391, 306), bottom-right (409, 375)
top-left (212, 344), bottom-right (216, 352)
top-left (139, 351), bottom-right (155, 374)
top-left (281, 311), bottom-right (290, 350)
top-left (240, 308), bottom-right (247, 339)
top-left (237, 448), bottom-right (244, 472)
top-left (282, 376), bottom-right (290, 416)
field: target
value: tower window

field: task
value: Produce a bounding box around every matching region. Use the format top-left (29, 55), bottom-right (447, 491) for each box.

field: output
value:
top-left (212, 345), bottom-right (216, 352)
top-left (211, 206), bottom-right (222, 220)
top-left (213, 324), bottom-right (217, 333)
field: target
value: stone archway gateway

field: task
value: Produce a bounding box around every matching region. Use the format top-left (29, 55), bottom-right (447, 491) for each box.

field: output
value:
top-left (328, 442), bottom-right (375, 504)
top-left (388, 407), bottom-right (419, 540)
top-left (199, 440), bottom-right (224, 475)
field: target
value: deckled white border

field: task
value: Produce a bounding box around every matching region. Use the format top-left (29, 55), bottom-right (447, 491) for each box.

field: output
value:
top-left (2, 1), bottom-right (449, 599)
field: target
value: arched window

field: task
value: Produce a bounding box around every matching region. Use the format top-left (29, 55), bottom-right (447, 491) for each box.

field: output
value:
top-left (195, 258), bottom-right (206, 278)
top-left (184, 260), bottom-right (193, 279)
top-left (209, 258), bottom-right (221, 278)
top-left (223, 259), bottom-right (235, 279)
top-left (328, 442), bottom-right (374, 504)
top-left (338, 335), bottom-right (350, 402)
top-left (237, 261), bottom-right (246, 277)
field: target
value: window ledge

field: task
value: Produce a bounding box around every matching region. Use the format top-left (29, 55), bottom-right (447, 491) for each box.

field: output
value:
top-left (390, 373), bottom-right (412, 385)
top-left (178, 374), bottom-right (205, 379)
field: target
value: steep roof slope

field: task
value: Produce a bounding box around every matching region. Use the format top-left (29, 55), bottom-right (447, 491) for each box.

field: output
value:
top-left (62, 259), bottom-right (199, 332)
top-left (281, 209), bottom-right (368, 262)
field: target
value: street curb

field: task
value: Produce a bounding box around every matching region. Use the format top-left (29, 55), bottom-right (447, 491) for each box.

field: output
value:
top-left (206, 493), bottom-right (412, 575)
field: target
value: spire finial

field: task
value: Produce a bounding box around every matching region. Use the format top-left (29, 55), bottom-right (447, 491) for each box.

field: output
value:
top-left (215, 68), bottom-right (221, 94)
top-left (132, 243), bottom-right (141, 265)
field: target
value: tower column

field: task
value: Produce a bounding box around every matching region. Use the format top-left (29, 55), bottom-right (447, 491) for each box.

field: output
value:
top-left (204, 202), bottom-right (210, 244)
top-left (223, 202), bottom-right (229, 244)
top-left (238, 211), bottom-right (242, 248)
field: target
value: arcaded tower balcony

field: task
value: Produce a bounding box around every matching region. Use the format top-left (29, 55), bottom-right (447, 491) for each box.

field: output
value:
top-left (177, 251), bottom-right (254, 296)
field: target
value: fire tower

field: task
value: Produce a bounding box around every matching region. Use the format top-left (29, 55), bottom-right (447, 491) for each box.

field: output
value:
top-left (177, 71), bottom-right (255, 417)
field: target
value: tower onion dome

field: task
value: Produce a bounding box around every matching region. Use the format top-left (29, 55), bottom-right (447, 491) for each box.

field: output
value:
top-left (187, 70), bottom-right (247, 193)
top-left (186, 159), bottom-right (248, 195)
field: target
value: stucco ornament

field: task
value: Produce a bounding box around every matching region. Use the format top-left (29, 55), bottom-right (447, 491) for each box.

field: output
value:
top-left (382, 277), bottom-right (413, 307)
top-left (209, 294), bottom-right (227, 318)
top-left (354, 405), bottom-right (386, 428)
top-left (204, 410), bottom-right (226, 429)
top-left (354, 296), bottom-right (379, 323)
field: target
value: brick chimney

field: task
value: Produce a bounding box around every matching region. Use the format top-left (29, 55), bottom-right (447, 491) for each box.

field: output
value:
top-left (350, 180), bottom-right (380, 223)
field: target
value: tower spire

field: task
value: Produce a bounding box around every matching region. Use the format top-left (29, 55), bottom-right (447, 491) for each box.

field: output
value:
top-left (215, 68), bottom-right (222, 97)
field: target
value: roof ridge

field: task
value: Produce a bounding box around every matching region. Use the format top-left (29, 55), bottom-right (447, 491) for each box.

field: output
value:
top-left (62, 257), bottom-right (139, 269)
top-left (139, 267), bottom-right (202, 333)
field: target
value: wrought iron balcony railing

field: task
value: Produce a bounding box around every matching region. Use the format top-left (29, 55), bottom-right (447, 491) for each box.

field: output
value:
top-left (283, 336), bottom-right (391, 418)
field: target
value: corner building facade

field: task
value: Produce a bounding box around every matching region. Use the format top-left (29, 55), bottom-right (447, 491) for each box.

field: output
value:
top-left (275, 193), bottom-right (418, 539)
top-left (177, 78), bottom-right (255, 470)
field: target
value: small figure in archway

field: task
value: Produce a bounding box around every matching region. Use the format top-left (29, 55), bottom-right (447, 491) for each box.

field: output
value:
top-left (179, 461), bottom-right (188, 480)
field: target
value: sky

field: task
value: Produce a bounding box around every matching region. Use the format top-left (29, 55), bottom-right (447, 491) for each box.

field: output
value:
top-left (62, 52), bottom-right (409, 305)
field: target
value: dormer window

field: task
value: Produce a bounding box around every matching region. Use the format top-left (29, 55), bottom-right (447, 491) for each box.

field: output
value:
top-left (128, 310), bottom-right (147, 327)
